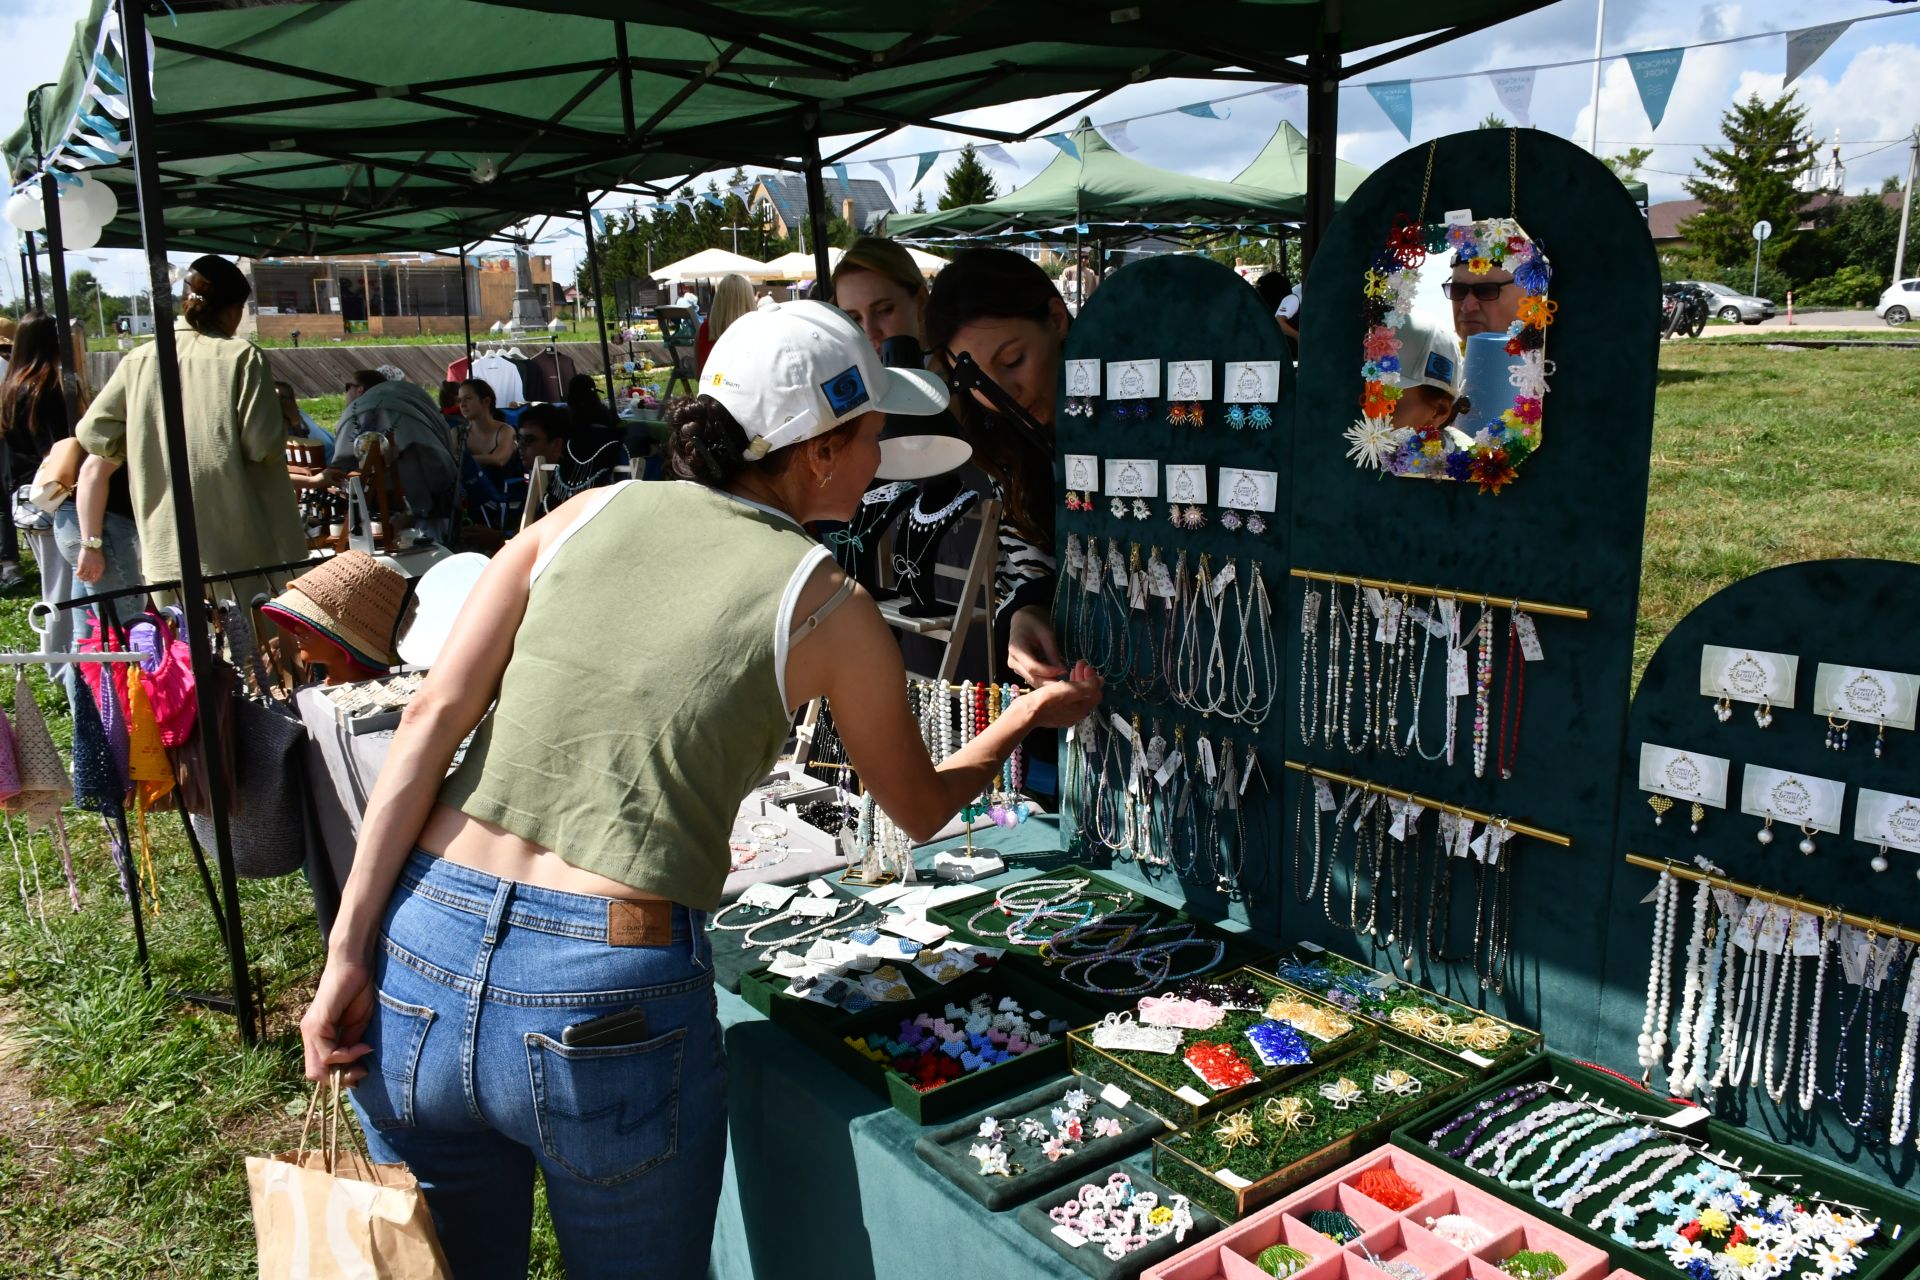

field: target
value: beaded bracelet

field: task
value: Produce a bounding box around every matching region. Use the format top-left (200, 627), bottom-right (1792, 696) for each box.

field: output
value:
top-left (1429, 1082), bottom-right (1551, 1159)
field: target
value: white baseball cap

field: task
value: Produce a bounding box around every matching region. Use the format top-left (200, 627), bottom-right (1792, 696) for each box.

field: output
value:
top-left (700, 300), bottom-right (949, 460)
top-left (1394, 322), bottom-right (1460, 395)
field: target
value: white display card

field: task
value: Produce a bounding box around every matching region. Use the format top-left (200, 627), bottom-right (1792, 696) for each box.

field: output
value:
top-left (1813, 663), bottom-right (1919, 732)
top-left (1105, 359), bottom-right (1160, 400)
top-left (1104, 458), bottom-right (1160, 498)
top-left (1855, 788), bottom-right (1920, 856)
top-left (1164, 463), bottom-right (1208, 505)
top-left (1216, 467), bottom-right (1278, 514)
top-left (1637, 743), bottom-right (1732, 809)
top-left (1164, 359), bottom-right (1213, 402)
top-left (1739, 764), bottom-right (1845, 834)
top-left (1064, 454), bottom-right (1100, 493)
top-left (1064, 359), bottom-right (1102, 398)
top-left (1699, 645), bottom-right (1798, 708)
top-left (1222, 360), bottom-right (1281, 404)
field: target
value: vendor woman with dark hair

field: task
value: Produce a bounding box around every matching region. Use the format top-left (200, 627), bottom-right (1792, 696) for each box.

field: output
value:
top-left (924, 247), bottom-right (1072, 686)
top-left (299, 299), bottom-right (1101, 1277)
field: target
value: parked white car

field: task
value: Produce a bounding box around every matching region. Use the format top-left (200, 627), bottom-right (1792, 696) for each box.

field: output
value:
top-left (1877, 278), bottom-right (1918, 326)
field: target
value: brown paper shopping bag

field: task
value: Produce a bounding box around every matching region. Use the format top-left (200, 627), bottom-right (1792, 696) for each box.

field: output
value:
top-left (247, 1071), bottom-right (450, 1279)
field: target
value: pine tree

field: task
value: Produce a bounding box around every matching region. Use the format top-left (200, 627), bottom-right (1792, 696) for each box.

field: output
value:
top-left (1679, 92), bottom-right (1816, 269)
top-left (1603, 147), bottom-right (1653, 180)
top-left (939, 145), bottom-right (999, 210)
top-left (1477, 113), bottom-right (1509, 130)
top-left (911, 190), bottom-right (927, 214)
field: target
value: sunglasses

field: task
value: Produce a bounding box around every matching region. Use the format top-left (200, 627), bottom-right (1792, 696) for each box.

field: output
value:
top-left (1440, 279), bottom-right (1515, 302)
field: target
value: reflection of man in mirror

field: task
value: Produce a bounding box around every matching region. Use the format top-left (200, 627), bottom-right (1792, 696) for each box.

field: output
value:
top-left (1443, 256), bottom-right (1522, 338)
top-left (1391, 323), bottom-right (1461, 431)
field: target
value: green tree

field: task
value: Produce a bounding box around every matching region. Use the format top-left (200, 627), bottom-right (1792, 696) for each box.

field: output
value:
top-left (938, 145), bottom-right (999, 210)
top-left (1679, 91), bottom-right (1816, 270)
top-left (910, 190), bottom-right (927, 214)
top-left (1477, 113), bottom-right (1509, 130)
top-left (1603, 147), bottom-right (1653, 180)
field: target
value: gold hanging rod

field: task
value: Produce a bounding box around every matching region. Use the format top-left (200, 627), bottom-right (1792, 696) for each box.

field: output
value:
top-left (1622, 853), bottom-right (1920, 947)
top-left (1283, 760), bottom-right (1571, 847)
top-left (1287, 568), bottom-right (1590, 621)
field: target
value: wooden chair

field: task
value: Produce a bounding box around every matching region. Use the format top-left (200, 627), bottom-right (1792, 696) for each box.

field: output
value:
top-left (874, 497), bottom-right (1000, 683)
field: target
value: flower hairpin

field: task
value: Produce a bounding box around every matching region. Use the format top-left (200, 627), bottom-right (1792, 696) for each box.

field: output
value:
top-left (1213, 1110), bottom-right (1260, 1151)
top-left (1093, 1116), bottom-right (1124, 1139)
top-left (1318, 1077), bottom-right (1364, 1110)
top-left (1373, 1068), bottom-right (1424, 1097)
top-left (1263, 1095), bottom-right (1317, 1134)
top-left (969, 1141), bottom-right (1019, 1177)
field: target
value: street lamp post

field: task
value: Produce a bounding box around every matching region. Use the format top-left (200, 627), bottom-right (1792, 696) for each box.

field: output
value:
top-left (723, 224), bottom-right (753, 255)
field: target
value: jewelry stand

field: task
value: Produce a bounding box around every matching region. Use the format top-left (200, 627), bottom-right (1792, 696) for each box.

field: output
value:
top-left (890, 476), bottom-right (980, 619)
top-left (825, 481), bottom-right (920, 601)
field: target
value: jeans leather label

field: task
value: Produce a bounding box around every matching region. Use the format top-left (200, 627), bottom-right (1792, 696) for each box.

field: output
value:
top-left (606, 899), bottom-right (673, 947)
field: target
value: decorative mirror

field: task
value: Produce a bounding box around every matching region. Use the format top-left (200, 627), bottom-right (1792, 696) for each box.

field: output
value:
top-left (1344, 191), bottom-right (1555, 494)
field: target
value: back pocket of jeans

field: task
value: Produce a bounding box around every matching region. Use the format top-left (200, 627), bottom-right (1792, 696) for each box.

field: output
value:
top-left (354, 991), bottom-right (435, 1132)
top-left (526, 1027), bottom-right (685, 1186)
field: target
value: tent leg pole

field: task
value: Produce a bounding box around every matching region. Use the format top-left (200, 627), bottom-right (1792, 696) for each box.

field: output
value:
top-left (23, 236), bottom-right (42, 310)
top-left (1303, 50), bottom-right (1341, 271)
top-left (583, 207), bottom-right (616, 403)
top-left (459, 245), bottom-right (473, 367)
top-left (38, 171), bottom-right (80, 431)
top-left (804, 133), bottom-right (832, 290)
top-left (121, 0), bottom-right (257, 1047)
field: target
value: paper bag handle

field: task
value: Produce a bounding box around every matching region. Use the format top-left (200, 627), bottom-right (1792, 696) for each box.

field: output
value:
top-left (297, 1068), bottom-right (376, 1175)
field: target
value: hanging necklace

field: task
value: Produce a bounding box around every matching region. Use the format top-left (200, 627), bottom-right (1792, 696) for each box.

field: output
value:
top-left (1664, 877), bottom-right (1715, 1095)
top-left (1470, 605), bottom-right (1496, 779)
top-left (1380, 592), bottom-right (1414, 757)
top-left (1298, 585), bottom-right (1322, 745)
top-left (1637, 870), bottom-right (1679, 1077)
top-left (1762, 938), bottom-right (1808, 1105)
top-left (1322, 581), bottom-right (1344, 748)
top-left (1199, 558), bottom-right (1235, 716)
top-left (1338, 585), bottom-right (1371, 754)
top-left (1798, 912), bottom-right (1835, 1111)
top-left (1292, 771), bottom-right (1321, 904)
top-left (1496, 609), bottom-right (1528, 780)
top-left (1232, 562), bottom-right (1278, 727)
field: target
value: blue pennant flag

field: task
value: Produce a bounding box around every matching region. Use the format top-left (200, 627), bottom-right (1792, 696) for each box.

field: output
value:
top-left (912, 151), bottom-right (938, 188)
top-left (1626, 48), bottom-right (1684, 130)
top-left (589, 209), bottom-right (608, 235)
top-left (79, 112), bottom-right (121, 144)
top-left (1366, 80), bottom-right (1414, 141)
top-left (92, 58), bottom-right (126, 93)
top-left (1042, 132), bottom-right (1079, 160)
top-left (831, 162), bottom-right (849, 188)
top-left (701, 192), bottom-right (723, 208)
top-left (1177, 101), bottom-right (1227, 120)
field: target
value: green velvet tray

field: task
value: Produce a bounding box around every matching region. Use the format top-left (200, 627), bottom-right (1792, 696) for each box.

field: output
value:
top-left (1389, 1052), bottom-right (1920, 1280)
top-left (914, 1074), bottom-right (1167, 1211)
top-left (1016, 1162), bottom-right (1223, 1280)
top-left (925, 864), bottom-right (1159, 954)
top-left (1067, 966), bottom-right (1378, 1128)
top-left (1152, 1042), bottom-right (1465, 1223)
top-left (1274, 941), bottom-right (1541, 1078)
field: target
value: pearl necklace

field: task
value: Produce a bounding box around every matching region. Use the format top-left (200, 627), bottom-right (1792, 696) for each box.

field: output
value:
top-left (1890, 954), bottom-right (1920, 1145)
top-left (1664, 877), bottom-right (1715, 1095)
top-left (1798, 912), bottom-right (1833, 1111)
top-left (1470, 605), bottom-right (1495, 779)
top-left (1298, 586), bottom-right (1322, 745)
top-left (1761, 943), bottom-right (1806, 1105)
top-left (1638, 870), bottom-right (1679, 1073)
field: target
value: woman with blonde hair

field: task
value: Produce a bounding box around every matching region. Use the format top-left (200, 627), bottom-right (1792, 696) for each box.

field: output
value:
top-left (693, 273), bottom-right (756, 367)
top-left (830, 235), bottom-right (931, 353)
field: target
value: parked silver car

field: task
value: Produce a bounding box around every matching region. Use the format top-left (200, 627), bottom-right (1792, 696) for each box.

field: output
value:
top-left (1877, 278), bottom-right (1917, 326)
top-left (1680, 280), bottom-right (1775, 324)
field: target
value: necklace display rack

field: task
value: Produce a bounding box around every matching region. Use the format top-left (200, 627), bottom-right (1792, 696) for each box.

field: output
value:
top-left (1605, 559), bottom-right (1920, 1190)
top-left (1282, 126), bottom-right (1657, 1038)
top-left (1053, 254), bottom-right (1294, 937)
top-left (823, 480), bottom-right (922, 601)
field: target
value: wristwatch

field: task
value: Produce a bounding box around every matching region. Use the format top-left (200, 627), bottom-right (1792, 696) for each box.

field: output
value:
top-left (79, 535), bottom-right (104, 550)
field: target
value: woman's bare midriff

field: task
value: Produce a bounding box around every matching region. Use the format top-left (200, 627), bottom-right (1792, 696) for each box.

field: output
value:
top-left (417, 802), bottom-right (670, 903)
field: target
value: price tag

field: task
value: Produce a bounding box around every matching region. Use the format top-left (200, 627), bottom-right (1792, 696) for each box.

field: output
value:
top-left (1353, 792), bottom-right (1376, 830)
top-left (806, 878), bottom-right (835, 898)
top-left (1460, 1049), bottom-right (1495, 1070)
top-left (740, 883), bottom-right (797, 910)
top-left (1454, 819), bottom-right (1477, 860)
top-left (1215, 1169), bottom-right (1254, 1190)
top-left (1174, 1085), bottom-right (1209, 1107)
top-left (1790, 911), bottom-right (1823, 958)
top-left (1383, 598), bottom-right (1404, 644)
top-left (1838, 925), bottom-right (1868, 985)
top-left (1240, 751), bottom-right (1259, 796)
top-left (1513, 612), bottom-right (1544, 661)
top-left (1298, 940), bottom-right (1326, 953)
top-left (1436, 598), bottom-right (1460, 639)
top-left (1314, 777), bottom-right (1337, 812)
top-left (1302, 589), bottom-right (1322, 631)
top-left (1755, 904), bottom-right (1789, 956)
top-left (1664, 1105), bottom-right (1712, 1130)
top-left (1129, 570), bottom-right (1147, 611)
top-left (790, 897), bottom-right (840, 920)
top-left (1198, 737), bottom-right (1217, 783)
top-left (1153, 751), bottom-right (1184, 789)
top-left (1099, 1082), bottom-right (1133, 1111)
top-left (1363, 587), bottom-right (1386, 621)
top-left (1052, 1226), bottom-right (1089, 1249)
top-left (1729, 902), bottom-right (1758, 954)
top-left (1447, 648), bottom-right (1470, 697)
top-left (1107, 544), bottom-right (1128, 590)
top-left (1469, 828), bottom-right (1491, 863)
top-left (1150, 569), bottom-right (1177, 600)
top-left (1209, 561), bottom-right (1237, 603)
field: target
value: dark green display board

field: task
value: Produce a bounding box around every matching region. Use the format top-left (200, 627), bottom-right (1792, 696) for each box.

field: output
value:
top-left (1598, 558), bottom-right (1920, 1186)
top-left (1279, 128), bottom-right (1659, 1040)
top-left (1055, 253), bottom-right (1296, 934)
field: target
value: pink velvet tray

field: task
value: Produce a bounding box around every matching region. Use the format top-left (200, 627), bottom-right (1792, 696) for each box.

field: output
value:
top-left (1141, 1145), bottom-right (1610, 1280)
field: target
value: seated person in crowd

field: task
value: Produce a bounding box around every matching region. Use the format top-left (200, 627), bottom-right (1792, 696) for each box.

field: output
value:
top-left (455, 378), bottom-right (524, 529)
top-left (304, 368), bottom-right (461, 543)
top-left (563, 373), bottom-right (620, 432)
top-left (277, 381), bottom-right (335, 452)
top-left (516, 402), bottom-right (626, 519)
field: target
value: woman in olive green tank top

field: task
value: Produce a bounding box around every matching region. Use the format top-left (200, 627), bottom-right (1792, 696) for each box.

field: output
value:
top-left (300, 301), bottom-right (1103, 1277)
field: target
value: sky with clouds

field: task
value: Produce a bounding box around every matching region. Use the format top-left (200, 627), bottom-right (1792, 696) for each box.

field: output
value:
top-left (3, 0), bottom-right (1917, 300)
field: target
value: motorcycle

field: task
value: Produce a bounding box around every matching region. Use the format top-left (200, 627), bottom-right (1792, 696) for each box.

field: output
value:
top-left (1661, 282), bottom-right (1709, 339)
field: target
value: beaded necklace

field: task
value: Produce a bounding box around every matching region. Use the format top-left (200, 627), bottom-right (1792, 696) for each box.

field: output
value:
top-left (1537, 1126), bottom-right (1657, 1209)
top-left (1232, 563), bottom-right (1278, 727)
top-left (1500, 1114), bottom-right (1629, 1190)
top-left (1340, 584), bottom-right (1373, 754)
top-left (1291, 771), bottom-right (1320, 905)
top-left (1376, 592), bottom-right (1413, 754)
top-left (1298, 586), bottom-right (1322, 745)
top-left (1321, 582), bottom-right (1343, 748)
top-left (1429, 1082), bottom-right (1551, 1158)
top-left (1470, 605), bottom-right (1496, 779)
top-left (1405, 600), bottom-right (1452, 763)
top-left (1466, 1100), bottom-right (1585, 1172)
top-left (1496, 609), bottom-right (1528, 779)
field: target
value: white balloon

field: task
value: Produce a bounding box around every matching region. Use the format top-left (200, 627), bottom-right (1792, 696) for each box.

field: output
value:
top-left (3, 188), bottom-right (46, 233)
top-left (70, 177), bottom-right (119, 227)
top-left (62, 218), bottom-right (102, 251)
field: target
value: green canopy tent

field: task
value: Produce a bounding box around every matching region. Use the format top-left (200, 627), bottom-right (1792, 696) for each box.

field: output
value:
top-left (1233, 119), bottom-right (1371, 209)
top-left (884, 116), bottom-right (1302, 240)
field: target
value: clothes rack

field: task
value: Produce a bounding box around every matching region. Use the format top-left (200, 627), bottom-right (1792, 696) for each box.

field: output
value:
top-left (38, 555), bottom-right (321, 617)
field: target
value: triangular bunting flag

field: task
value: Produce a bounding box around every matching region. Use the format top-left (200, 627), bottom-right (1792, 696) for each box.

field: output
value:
top-left (1366, 80), bottom-right (1414, 141)
top-left (1106, 121), bottom-right (1140, 153)
top-left (589, 209), bottom-right (608, 235)
top-left (1177, 101), bottom-right (1228, 120)
top-left (1487, 69), bottom-right (1535, 127)
top-left (92, 58), bottom-right (126, 94)
top-left (978, 143), bottom-right (1017, 167)
top-left (1262, 85), bottom-right (1305, 109)
top-left (1042, 132), bottom-right (1080, 161)
top-left (831, 162), bottom-right (850, 188)
top-left (912, 152), bottom-right (939, 188)
top-left (1626, 48), bottom-right (1685, 130)
top-left (868, 160), bottom-right (895, 200)
top-left (1785, 21), bottom-right (1851, 86)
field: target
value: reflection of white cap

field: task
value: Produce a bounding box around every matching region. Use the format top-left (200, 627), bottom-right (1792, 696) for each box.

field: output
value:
top-left (1395, 322), bottom-right (1460, 395)
top-left (1276, 284), bottom-right (1301, 320)
top-left (700, 300), bottom-right (950, 460)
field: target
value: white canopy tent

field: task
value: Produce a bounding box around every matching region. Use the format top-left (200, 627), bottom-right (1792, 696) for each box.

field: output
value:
top-left (763, 246), bottom-right (947, 280)
top-left (652, 247), bottom-right (784, 284)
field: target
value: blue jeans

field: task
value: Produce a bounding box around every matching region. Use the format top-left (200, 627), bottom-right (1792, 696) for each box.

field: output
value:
top-left (352, 851), bottom-right (728, 1279)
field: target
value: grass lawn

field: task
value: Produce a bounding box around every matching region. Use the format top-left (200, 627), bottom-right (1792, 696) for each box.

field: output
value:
top-left (1, 340), bottom-right (1916, 1276)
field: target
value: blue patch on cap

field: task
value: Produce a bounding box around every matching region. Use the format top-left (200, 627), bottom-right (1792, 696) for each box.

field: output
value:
top-left (820, 365), bottom-right (870, 416)
top-left (1425, 350), bottom-right (1455, 384)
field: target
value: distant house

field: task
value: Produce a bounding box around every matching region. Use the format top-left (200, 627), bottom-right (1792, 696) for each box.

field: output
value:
top-left (748, 173), bottom-right (897, 241)
top-left (1647, 191), bottom-right (1902, 254)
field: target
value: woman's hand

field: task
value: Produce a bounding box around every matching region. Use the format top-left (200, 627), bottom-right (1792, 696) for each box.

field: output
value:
top-left (1007, 606), bottom-right (1067, 685)
top-left (299, 951), bottom-right (376, 1084)
top-left (75, 546), bottom-right (106, 584)
top-left (1021, 659), bottom-right (1105, 728)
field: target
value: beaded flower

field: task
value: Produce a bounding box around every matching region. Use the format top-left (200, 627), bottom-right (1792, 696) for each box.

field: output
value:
top-left (1262, 1095), bottom-right (1316, 1134)
top-left (1042, 1136), bottom-right (1071, 1162)
top-left (1518, 295), bottom-right (1557, 329)
top-left (1212, 1110), bottom-right (1260, 1151)
top-left (1093, 1116), bottom-right (1124, 1139)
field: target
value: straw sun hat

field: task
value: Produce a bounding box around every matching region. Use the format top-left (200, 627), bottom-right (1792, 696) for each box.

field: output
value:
top-left (260, 551), bottom-right (415, 671)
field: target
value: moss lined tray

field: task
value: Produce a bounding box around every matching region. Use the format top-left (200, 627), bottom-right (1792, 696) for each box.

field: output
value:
top-left (1152, 1043), bottom-right (1465, 1223)
top-left (1273, 941), bottom-right (1541, 1078)
top-left (914, 1075), bottom-right (1166, 1211)
top-left (1016, 1162), bottom-right (1222, 1280)
top-left (1389, 1052), bottom-right (1920, 1280)
top-left (1068, 967), bottom-right (1377, 1127)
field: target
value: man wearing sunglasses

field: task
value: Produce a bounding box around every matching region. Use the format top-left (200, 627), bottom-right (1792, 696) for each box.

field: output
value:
top-left (1443, 264), bottom-right (1522, 339)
